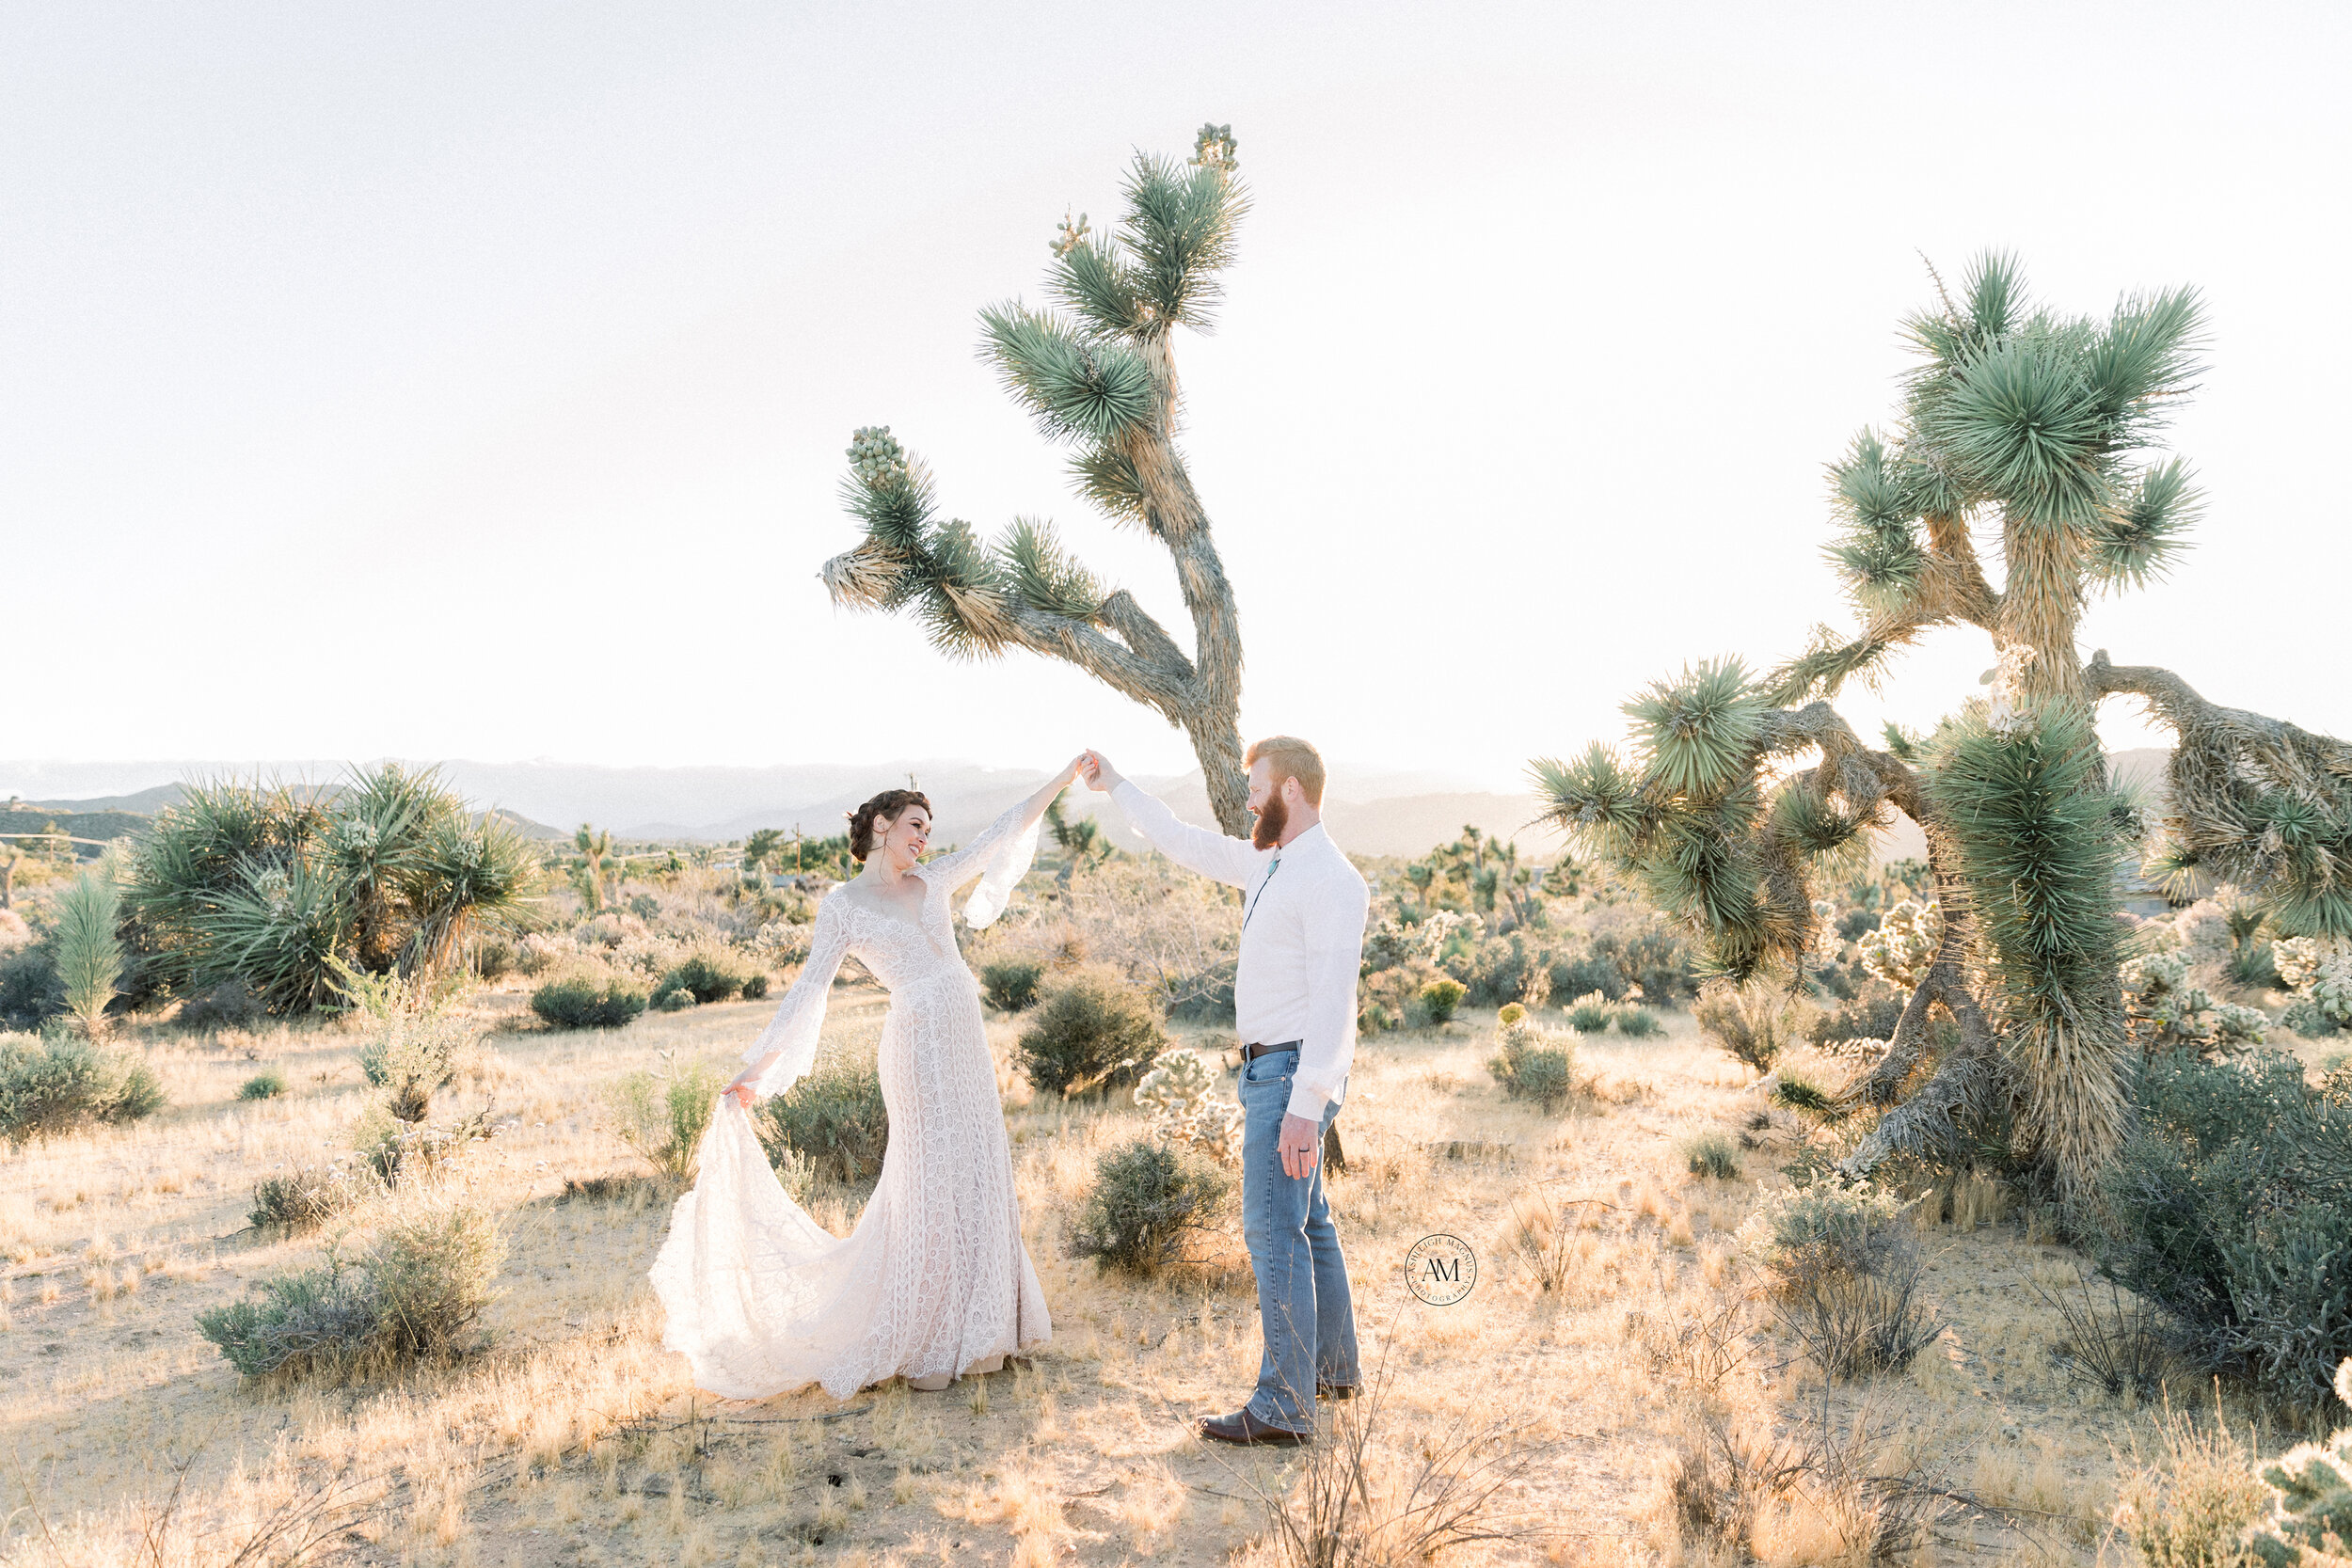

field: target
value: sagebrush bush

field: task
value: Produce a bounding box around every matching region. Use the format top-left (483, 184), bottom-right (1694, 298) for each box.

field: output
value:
top-left (196, 1196), bottom-right (504, 1379)
top-left (0, 1033), bottom-right (165, 1145)
top-left (1613, 1006), bottom-right (1664, 1038)
top-left (530, 974), bottom-right (647, 1029)
top-left (357, 1012), bottom-right (479, 1123)
top-left (1016, 965), bottom-right (1167, 1097)
top-left (662, 949), bottom-right (750, 1006)
top-left (1487, 1014), bottom-right (1581, 1112)
top-left (1740, 1181), bottom-right (1934, 1378)
top-left (1807, 990), bottom-right (1907, 1049)
top-left (760, 1050), bottom-right (890, 1182)
top-left (1694, 985), bottom-right (1815, 1073)
top-left (1418, 977), bottom-right (1466, 1025)
top-left (237, 1070), bottom-right (286, 1101)
top-left (740, 971), bottom-right (771, 1001)
top-left (1564, 990), bottom-right (1616, 1033)
top-left (1683, 1132), bottom-right (1741, 1180)
top-left (249, 1162), bottom-right (375, 1231)
top-left (2100, 1048), bottom-right (2352, 1410)
top-left (1071, 1136), bottom-right (1232, 1275)
top-left (608, 1061), bottom-right (723, 1184)
top-left (980, 959), bottom-right (1044, 1013)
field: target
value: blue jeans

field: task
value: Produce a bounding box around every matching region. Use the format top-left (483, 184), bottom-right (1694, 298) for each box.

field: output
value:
top-left (1236, 1046), bottom-right (1359, 1431)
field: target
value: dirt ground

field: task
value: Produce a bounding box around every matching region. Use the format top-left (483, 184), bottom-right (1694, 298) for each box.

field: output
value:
top-left (0, 985), bottom-right (2286, 1567)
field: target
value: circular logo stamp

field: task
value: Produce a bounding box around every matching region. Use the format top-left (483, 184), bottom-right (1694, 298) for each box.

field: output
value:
top-left (1406, 1233), bottom-right (1477, 1306)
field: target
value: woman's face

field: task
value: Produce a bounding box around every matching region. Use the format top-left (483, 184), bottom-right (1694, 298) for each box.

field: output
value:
top-left (875, 805), bottom-right (931, 869)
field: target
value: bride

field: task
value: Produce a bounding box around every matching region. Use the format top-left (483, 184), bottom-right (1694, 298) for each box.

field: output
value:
top-left (650, 759), bottom-right (1083, 1399)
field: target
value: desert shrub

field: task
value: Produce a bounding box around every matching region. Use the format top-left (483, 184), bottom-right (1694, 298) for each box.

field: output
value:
top-left (1564, 990), bottom-right (1615, 1032)
top-left (740, 971), bottom-right (770, 1001)
top-left (1614, 1006), bottom-right (1664, 1038)
top-left (530, 974), bottom-right (648, 1029)
top-left (238, 1070), bottom-right (287, 1101)
top-left (52, 870), bottom-right (125, 1037)
top-left (1016, 965), bottom-right (1167, 1097)
top-left (759, 1050), bottom-right (890, 1182)
top-left (249, 1162), bottom-right (373, 1231)
top-left (1070, 1136), bottom-right (1232, 1275)
top-left (1592, 924), bottom-right (1695, 1004)
top-left (177, 979), bottom-right (265, 1031)
top-left (1836, 907), bottom-right (1882, 942)
top-left (1417, 977), bottom-right (1466, 1026)
top-left (0, 1033), bottom-right (165, 1145)
top-left (628, 893), bottom-right (663, 921)
top-left (1497, 1002), bottom-right (1527, 1026)
top-left (980, 959), bottom-right (1044, 1013)
top-left (1134, 1046), bottom-right (1241, 1162)
top-left (2113, 1404), bottom-right (2272, 1568)
top-left (2099, 1048), bottom-right (2352, 1411)
top-left (651, 983), bottom-right (696, 1011)
top-left (358, 1105), bottom-right (503, 1186)
top-left (608, 1060), bottom-right (724, 1184)
top-left (662, 948), bottom-right (749, 1006)
top-left (2122, 952), bottom-right (2269, 1052)
top-left (1807, 989), bottom-right (1907, 1049)
top-left (0, 945), bottom-right (59, 1028)
top-left (357, 1011), bottom-right (479, 1123)
top-left (1548, 949), bottom-right (1625, 1004)
top-left (1487, 1013), bottom-right (1581, 1112)
top-left (2276, 937), bottom-right (2352, 1036)
top-left (1358, 962), bottom-right (1433, 1034)
top-left (1694, 985), bottom-right (1817, 1074)
top-left (1683, 1132), bottom-right (1742, 1180)
top-left (1740, 1181), bottom-right (1934, 1378)
top-left (197, 1196), bottom-right (504, 1379)
top-left (469, 936), bottom-right (516, 981)
top-left (1772, 1071), bottom-right (1836, 1117)
top-left (1461, 931), bottom-right (1551, 1008)
top-left (2245, 1360), bottom-right (2352, 1568)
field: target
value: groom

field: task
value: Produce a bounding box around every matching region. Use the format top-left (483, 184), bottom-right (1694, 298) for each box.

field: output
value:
top-left (1081, 737), bottom-right (1366, 1445)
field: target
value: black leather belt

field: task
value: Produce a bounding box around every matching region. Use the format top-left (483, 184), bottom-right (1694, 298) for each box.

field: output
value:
top-left (1243, 1038), bottom-right (1302, 1062)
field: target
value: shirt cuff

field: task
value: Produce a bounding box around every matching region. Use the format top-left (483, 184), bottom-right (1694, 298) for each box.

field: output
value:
top-left (1286, 1078), bottom-right (1337, 1120)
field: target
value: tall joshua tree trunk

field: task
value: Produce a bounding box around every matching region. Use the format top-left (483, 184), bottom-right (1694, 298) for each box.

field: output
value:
top-left (818, 125), bottom-right (1256, 836)
top-left (1537, 254), bottom-right (2352, 1203)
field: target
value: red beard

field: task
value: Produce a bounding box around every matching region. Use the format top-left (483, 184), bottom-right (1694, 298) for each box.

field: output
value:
top-left (1251, 791), bottom-right (1288, 850)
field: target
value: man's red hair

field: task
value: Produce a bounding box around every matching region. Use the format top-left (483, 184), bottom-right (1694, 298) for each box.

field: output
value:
top-left (1245, 736), bottom-right (1326, 807)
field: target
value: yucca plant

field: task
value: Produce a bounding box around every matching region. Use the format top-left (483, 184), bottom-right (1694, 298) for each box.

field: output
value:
top-left (53, 869), bottom-right (126, 1037)
top-left (571, 824), bottom-right (613, 913)
top-left (818, 124), bottom-right (1258, 834)
top-left (124, 766), bottom-right (540, 1015)
top-left (1534, 253), bottom-right (2352, 1203)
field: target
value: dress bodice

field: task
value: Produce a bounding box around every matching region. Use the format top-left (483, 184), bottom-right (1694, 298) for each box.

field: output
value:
top-left (830, 876), bottom-right (976, 993)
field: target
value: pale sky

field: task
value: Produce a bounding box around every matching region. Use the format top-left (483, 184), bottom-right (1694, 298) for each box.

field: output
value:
top-left (5, 2), bottom-right (2346, 796)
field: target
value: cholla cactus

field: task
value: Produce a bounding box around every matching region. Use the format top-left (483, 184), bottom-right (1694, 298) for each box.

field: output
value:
top-left (2246, 1358), bottom-right (2352, 1567)
top-left (819, 126), bottom-right (1258, 835)
top-left (1134, 1047), bottom-right (1241, 1163)
top-left (2277, 938), bottom-right (2352, 1034)
top-left (2120, 952), bottom-right (2268, 1050)
top-left (1535, 253), bottom-right (2352, 1201)
top-left (1856, 899), bottom-right (1942, 990)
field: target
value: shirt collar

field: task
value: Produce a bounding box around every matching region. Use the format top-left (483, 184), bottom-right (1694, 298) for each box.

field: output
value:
top-left (1274, 822), bottom-right (1331, 857)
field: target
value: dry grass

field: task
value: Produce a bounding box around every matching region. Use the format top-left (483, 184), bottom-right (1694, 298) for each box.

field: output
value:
top-left (0, 987), bottom-right (2293, 1566)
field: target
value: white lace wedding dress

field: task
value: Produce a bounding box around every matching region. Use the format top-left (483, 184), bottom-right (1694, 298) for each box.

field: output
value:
top-left (649, 800), bottom-right (1052, 1400)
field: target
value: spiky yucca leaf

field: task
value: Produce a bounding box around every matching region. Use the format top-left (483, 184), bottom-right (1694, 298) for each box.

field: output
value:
top-left (2081, 287), bottom-right (2204, 436)
top-left (403, 814), bottom-right (536, 978)
top-left (979, 303), bottom-right (1155, 444)
top-left (1622, 658), bottom-right (1764, 798)
top-left (1764, 626), bottom-right (1899, 706)
top-left (997, 516), bottom-right (1103, 619)
top-left (1050, 236), bottom-right (1147, 340)
top-left (1530, 743), bottom-right (1647, 856)
top-left (2140, 835), bottom-right (2214, 906)
top-left (913, 519), bottom-right (1015, 657)
top-left (1925, 702), bottom-right (2131, 1194)
top-left (2088, 457), bottom-right (2200, 592)
top-left (54, 871), bottom-right (125, 1037)
top-left (1070, 445), bottom-right (1149, 528)
top-left (1120, 150), bottom-right (1247, 335)
top-left (1923, 327), bottom-right (2110, 528)
top-left (1771, 784), bottom-right (1871, 868)
top-left (203, 858), bottom-right (357, 1014)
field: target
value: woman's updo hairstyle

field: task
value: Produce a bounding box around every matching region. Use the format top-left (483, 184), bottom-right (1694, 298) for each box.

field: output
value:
top-left (847, 789), bottom-right (931, 863)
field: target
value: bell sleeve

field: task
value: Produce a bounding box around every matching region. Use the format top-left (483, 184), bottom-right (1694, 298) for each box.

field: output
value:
top-left (920, 799), bottom-right (1045, 929)
top-left (738, 892), bottom-right (852, 1097)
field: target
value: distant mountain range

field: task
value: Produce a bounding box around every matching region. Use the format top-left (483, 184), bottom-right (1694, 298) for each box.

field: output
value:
top-left (3, 749), bottom-right (2175, 863)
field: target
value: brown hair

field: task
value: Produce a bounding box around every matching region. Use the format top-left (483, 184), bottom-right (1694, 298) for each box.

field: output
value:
top-left (1245, 736), bottom-right (1326, 807)
top-left (847, 789), bottom-right (931, 862)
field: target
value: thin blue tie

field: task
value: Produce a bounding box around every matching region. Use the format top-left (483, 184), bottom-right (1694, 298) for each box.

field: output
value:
top-left (1243, 854), bottom-right (1280, 930)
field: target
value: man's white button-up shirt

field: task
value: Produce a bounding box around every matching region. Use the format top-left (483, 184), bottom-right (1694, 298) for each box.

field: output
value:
top-left (1110, 781), bottom-right (1370, 1121)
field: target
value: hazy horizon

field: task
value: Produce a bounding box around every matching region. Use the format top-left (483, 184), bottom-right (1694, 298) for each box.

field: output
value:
top-left (8, 3), bottom-right (2346, 785)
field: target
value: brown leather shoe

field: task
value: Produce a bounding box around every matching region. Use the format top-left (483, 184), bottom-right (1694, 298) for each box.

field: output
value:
top-left (1199, 1407), bottom-right (1311, 1446)
top-left (1317, 1381), bottom-right (1360, 1402)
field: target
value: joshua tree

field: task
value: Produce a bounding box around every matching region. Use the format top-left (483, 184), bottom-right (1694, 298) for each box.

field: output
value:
top-left (1535, 254), bottom-right (2352, 1203)
top-left (573, 824), bottom-right (613, 914)
top-left (818, 124), bottom-right (1255, 834)
top-left (742, 828), bottom-right (787, 878)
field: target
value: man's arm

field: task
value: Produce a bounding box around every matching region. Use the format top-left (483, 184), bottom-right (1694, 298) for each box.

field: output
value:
top-left (1081, 752), bottom-right (1261, 889)
top-left (1288, 863), bottom-right (1371, 1122)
